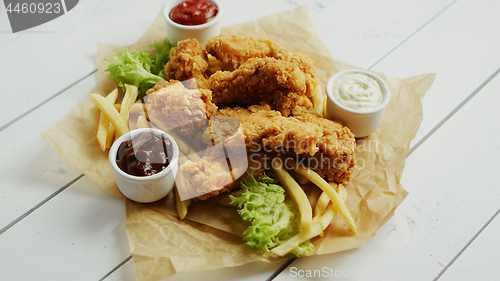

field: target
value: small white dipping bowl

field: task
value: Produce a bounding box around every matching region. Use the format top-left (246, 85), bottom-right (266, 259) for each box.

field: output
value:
top-left (109, 128), bottom-right (179, 203)
top-left (163, 0), bottom-right (222, 45)
top-left (326, 69), bottom-right (390, 138)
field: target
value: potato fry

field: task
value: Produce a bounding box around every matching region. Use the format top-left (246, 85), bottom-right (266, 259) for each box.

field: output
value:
top-left (105, 125), bottom-right (116, 149)
top-left (96, 89), bottom-right (118, 151)
top-left (272, 158), bottom-right (312, 232)
top-left (111, 85), bottom-right (139, 142)
top-left (288, 160), bottom-right (357, 233)
top-left (136, 115), bottom-right (150, 129)
top-left (314, 189), bottom-right (332, 218)
top-left (174, 185), bottom-right (191, 220)
top-left (90, 94), bottom-right (129, 138)
top-left (129, 102), bottom-right (146, 115)
top-left (97, 114), bottom-right (111, 151)
top-left (271, 184), bottom-right (347, 256)
top-left (174, 149), bottom-right (192, 219)
top-left (120, 84), bottom-right (139, 120)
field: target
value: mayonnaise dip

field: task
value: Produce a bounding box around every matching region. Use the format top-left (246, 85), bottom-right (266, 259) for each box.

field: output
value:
top-left (331, 73), bottom-right (383, 111)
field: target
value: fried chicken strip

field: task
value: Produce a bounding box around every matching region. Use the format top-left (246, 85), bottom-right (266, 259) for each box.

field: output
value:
top-left (206, 35), bottom-right (323, 115)
top-left (208, 57), bottom-right (313, 116)
top-left (218, 105), bottom-right (356, 184)
top-left (165, 39), bottom-right (209, 89)
top-left (145, 80), bottom-right (217, 137)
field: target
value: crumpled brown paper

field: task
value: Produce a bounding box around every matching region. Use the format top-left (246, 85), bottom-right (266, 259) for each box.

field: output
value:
top-left (41, 6), bottom-right (435, 281)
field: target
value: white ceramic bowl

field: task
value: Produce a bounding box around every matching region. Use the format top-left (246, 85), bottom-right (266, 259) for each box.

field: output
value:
top-left (326, 69), bottom-right (390, 138)
top-left (163, 0), bottom-right (222, 45)
top-left (109, 128), bottom-right (179, 203)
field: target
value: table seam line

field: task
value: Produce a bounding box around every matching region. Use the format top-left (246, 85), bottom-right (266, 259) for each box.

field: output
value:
top-left (6, 49), bottom-right (498, 281)
top-left (0, 173), bottom-right (83, 235)
top-left (0, 69), bottom-right (97, 133)
top-left (267, 258), bottom-right (296, 281)
top-left (4, 63), bottom-right (497, 280)
top-left (434, 207), bottom-right (500, 281)
top-left (270, 65), bottom-right (500, 280)
top-left (100, 255), bottom-right (132, 281)
top-left (408, 66), bottom-right (500, 157)
top-left (270, 0), bottom-right (460, 278)
top-left (367, 0), bottom-right (459, 70)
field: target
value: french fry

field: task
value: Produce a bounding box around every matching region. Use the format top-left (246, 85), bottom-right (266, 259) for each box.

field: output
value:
top-left (174, 185), bottom-right (191, 220)
top-left (288, 160), bottom-right (357, 234)
top-left (271, 184), bottom-right (347, 256)
top-left (136, 114), bottom-right (150, 129)
top-left (120, 84), bottom-right (139, 120)
top-left (96, 89), bottom-right (118, 151)
top-left (97, 114), bottom-right (111, 151)
top-left (175, 150), bottom-right (191, 219)
top-left (272, 158), bottom-right (313, 232)
top-left (129, 102), bottom-right (146, 115)
top-left (105, 125), bottom-right (116, 149)
top-left (314, 189), bottom-right (332, 218)
top-left (112, 85), bottom-right (139, 142)
top-left (90, 94), bottom-right (129, 138)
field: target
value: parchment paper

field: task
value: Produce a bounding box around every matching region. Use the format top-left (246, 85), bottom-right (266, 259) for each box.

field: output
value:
top-left (41, 6), bottom-right (436, 281)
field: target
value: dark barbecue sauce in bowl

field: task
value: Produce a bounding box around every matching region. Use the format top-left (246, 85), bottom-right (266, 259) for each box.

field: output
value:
top-left (116, 132), bottom-right (173, 177)
top-left (169, 0), bottom-right (218, 26)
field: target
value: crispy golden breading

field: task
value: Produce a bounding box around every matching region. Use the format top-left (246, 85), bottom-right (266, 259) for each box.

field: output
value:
top-left (206, 35), bottom-right (323, 114)
top-left (146, 80), bottom-right (217, 136)
top-left (206, 34), bottom-right (284, 69)
top-left (208, 57), bottom-right (313, 116)
top-left (218, 105), bottom-right (322, 156)
top-left (292, 111), bottom-right (356, 184)
top-left (180, 118), bottom-right (248, 200)
top-left (218, 105), bottom-right (356, 184)
top-left (180, 149), bottom-right (247, 200)
top-left (165, 39), bottom-right (209, 89)
top-left (146, 36), bottom-right (355, 200)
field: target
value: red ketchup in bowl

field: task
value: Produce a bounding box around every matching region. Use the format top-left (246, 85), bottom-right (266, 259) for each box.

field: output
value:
top-left (169, 0), bottom-right (218, 25)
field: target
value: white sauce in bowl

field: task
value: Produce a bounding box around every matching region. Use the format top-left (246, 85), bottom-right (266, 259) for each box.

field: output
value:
top-left (331, 73), bottom-right (383, 111)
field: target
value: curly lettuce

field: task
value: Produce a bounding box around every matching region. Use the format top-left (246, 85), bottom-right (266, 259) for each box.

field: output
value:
top-left (105, 39), bottom-right (174, 95)
top-left (230, 171), bottom-right (313, 257)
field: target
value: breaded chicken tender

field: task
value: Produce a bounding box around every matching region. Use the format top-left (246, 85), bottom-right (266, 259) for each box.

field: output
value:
top-left (165, 39), bottom-right (209, 89)
top-left (208, 57), bottom-right (313, 116)
top-left (146, 80), bottom-right (216, 137)
top-left (218, 105), bottom-right (356, 184)
top-left (206, 35), bottom-right (323, 114)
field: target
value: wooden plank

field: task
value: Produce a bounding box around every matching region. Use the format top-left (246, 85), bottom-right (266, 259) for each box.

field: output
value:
top-left (0, 176), bottom-right (129, 280)
top-left (0, 74), bottom-right (93, 229)
top-left (369, 0), bottom-right (500, 147)
top-left (315, 0), bottom-right (454, 68)
top-left (0, 0), bottom-right (488, 278)
top-left (438, 210), bottom-right (500, 281)
top-left (0, 0), bottom-right (293, 129)
top-left (0, 0), bottom-right (457, 233)
top-left (0, 0), bottom-right (454, 129)
top-left (273, 60), bottom-right (500, 280)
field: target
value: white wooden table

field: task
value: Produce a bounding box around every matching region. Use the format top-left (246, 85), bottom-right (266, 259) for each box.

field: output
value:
top-left (1, 0), bottom-right (499, 280)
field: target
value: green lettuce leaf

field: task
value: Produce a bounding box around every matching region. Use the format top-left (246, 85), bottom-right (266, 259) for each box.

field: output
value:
top-left (150, 39), bottom-right (174, 76)
top-left (105, 39), bottom-right (174, 96)
top-left (230, 171), bottom-right (314, 257)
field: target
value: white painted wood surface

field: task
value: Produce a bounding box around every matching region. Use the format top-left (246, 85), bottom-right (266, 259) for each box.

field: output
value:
top-left (1, 0), bottom-right (499, 280)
